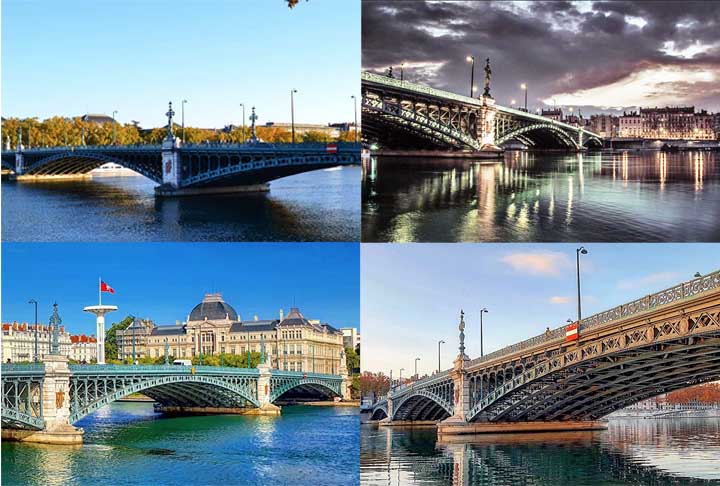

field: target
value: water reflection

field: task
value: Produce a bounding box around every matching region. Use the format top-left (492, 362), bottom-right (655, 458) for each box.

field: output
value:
top-left (362, 151), bottom-right (720, 242)
top-left (2, 167), bottom-right (360, 242)
top-left (360, 418), bottom-right (720, 485)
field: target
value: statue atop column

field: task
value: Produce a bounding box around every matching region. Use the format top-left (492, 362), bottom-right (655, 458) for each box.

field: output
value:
top-left (458, 310), bottom-right (466, 357)
top-left (483, 58), bottom-right (492, 98)
top-left (249, 107), bottom-right (259, 143)
top-left (165, 101), bottom-right (176, 139)
top-left (49, 303), bottom-right (62, 355)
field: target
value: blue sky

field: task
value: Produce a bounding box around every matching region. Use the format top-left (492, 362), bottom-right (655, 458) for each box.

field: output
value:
top-left (361, 243), bottom-right (720, 376)
top-left (2, 243), bottom-right (359, 334)
top-left (1, 0), bottom-right (359, 127)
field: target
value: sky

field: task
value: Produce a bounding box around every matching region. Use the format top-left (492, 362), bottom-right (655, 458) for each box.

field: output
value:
top-left (362, 0), bottom-right (720, 115)
top-left (361, 243), bottom-right (720, 376)
top-left (1, 243), bottom-right (360, 334)
top-left (1, 0), bottom-right (360, 127)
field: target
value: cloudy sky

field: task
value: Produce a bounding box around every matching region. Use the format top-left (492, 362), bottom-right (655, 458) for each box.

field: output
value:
top-left (362, 1), bottom-right (720, 115)
top-left (362, 243), bottom-right (719, 375)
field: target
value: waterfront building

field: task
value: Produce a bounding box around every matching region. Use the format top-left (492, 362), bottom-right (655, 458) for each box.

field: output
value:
top-left (589, 114), bottom-right (619, 138)
top-left (618, 106), bottom-right (718, 140)
top-left (116, 293), bottom-right (346, 373)
top-left (541, 108), bottom-right (563, 121)
top-left (262, 122), bottom-right (348, 138)
top-left (340, 327), bottom-right (360, 350)
top-left (69, 334), bottom-right (98, 362)
top-left (0, 322), bottom-right (94, 362)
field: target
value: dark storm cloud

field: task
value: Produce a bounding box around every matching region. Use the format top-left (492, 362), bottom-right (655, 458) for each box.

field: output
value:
top-left (362, 1), bottom-right (720, 113)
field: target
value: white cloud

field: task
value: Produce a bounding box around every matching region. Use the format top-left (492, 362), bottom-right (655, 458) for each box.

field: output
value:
top-left (544, 65), bottom-right (717, 109)
top-left (617, 272), bottom-right (682, 290)
top-left (501, 251), bottom-right (570, 277)
top-left (416, 24), bottom-right (465, 39)
top-left (549, 296), bottom-right (571, 304)
top-left (661, 40), bottom-right (718, 59)
top-left (625, 15), bottom-right (647, 29)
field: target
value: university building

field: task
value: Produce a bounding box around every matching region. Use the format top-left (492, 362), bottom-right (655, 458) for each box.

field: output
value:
top-left (1, 322), bottom-right (97, 363)
top-left (617, 106), bottom-right (718, 140)
top-left (116, 293), bottom-right (346, 374)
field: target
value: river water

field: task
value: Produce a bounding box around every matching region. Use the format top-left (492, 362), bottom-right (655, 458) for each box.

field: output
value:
top-left (360, 418), bottom-right (720, 485)
top-left (1, 166), bottom-right (360, 242)
top-left (362, 151), bottom-right (720, 242)
top-left (1, 403), bottom-right (359, 486)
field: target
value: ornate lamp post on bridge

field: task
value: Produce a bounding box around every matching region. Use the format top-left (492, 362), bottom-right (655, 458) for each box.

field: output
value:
top-left (521, 84), bottom-right (528, 112)
top-left (399, 367), bottom-right (404, 382)
top-left (576, 246), bottom-right (588, 321)
top-left (480, 307), bottom-right (488, 357)
top-left (164, 338), bottom-right (169, 365)
top-left (351, 95), bottom-right (358, 143)
top-left (28, 299), bottom-right (38, 362)
top-left (437, 339), bottom-right (445, 373)
top-left (112, 110), bottom-right (118, 144)
top-left (182, 100), bottom-right (187, 143)
top-left (466, 56), bottom-right (475, 98)
top-left (239, 103), bottom-right (245, 143)
top-left (291, 89), bottom-right (298, 144)
top-left (400, 63), bottom-right (405, 82)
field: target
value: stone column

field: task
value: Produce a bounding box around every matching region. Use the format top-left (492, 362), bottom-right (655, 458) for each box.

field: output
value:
top-left (478, 96), bottom-right (499, 149)
top-left (15, 129), bottom-right (24, 175)
top-left (161, 136), bottom-right (182, 188)
top-left (256, 363), bottom-right (281, 415)
top-left (442, 310), bottom-right (471, 425)
top-left (339, 350), bottom-right (352, 400)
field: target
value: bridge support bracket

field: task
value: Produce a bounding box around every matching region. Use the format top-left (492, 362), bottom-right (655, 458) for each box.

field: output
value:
top-left (437, 420), bottom-right (608, 438)
top-left (1, 424), bottom-right (84, 445)
top-left (154, 183), bottom-right (270, 197)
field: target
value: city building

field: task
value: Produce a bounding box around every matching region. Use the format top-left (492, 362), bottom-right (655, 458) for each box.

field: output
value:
top-left (1, 321), bottom-right (85, 362)
top-left (262, 122), bottom-right (349, 138)
top-left (589, 114), bottom-right (619, 138)
top-left (116, 293), bottom-right (346, 374)
top-left (340, 327), bottom-right (360, 350)
top-left (69, 334), bottom-right (98, 363)
top-left (540, 108), bottom-right (563, 122)
top-left (618, 106), bottom-right (718, 140)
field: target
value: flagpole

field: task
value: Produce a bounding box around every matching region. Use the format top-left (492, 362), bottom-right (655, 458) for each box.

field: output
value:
top-left (99, 277), bottom-right (102, 306)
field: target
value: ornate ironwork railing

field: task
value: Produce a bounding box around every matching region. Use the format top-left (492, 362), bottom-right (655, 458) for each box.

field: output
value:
top-left (467, 269), bottom-right (720, 369)
top-left (68, 364), bottom-right (260, 375)
top-left (1, 363), bottom-right (45, 375)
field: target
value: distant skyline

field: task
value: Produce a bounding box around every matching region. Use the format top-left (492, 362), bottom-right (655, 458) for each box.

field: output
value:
top-left (361, 243), bottom-right (720, 375)
top-left (2, 243), bottom-right (360, 335)
top-left (2, 1), bottom-right (359, 127)
top-left (363, 1), bottom-right (720, 115)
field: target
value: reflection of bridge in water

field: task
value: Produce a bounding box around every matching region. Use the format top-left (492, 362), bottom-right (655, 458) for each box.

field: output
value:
top-left (363, 424), bottom-right (720, 485)
top-left (2, 103), bottom-right (360, 196)
top-left (369, 271), bottom-right (720, 437)
top-left (362, 151), bottom-right (719, 242)
top-left (2, 361), bottom-right (350, 444)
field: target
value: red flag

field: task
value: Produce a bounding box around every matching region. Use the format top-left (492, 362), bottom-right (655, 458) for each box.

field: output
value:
top-left (100, 281), bottom-right (115, 294)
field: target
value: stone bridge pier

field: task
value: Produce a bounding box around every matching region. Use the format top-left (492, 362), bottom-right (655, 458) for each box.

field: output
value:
top-left (2, 355), bottom-right (84, 445)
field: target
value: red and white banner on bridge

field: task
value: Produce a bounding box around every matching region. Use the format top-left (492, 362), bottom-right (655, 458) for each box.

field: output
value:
top-left (565, 322), bottom-right (579, 342)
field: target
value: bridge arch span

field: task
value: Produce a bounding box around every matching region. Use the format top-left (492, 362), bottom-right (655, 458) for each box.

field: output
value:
top-left (23, 151), bottom-right (163, 183)
top-left (69, 374), bottom-right (259, 424)
top-left (269, 375), bottom-right (342, 403)
top-left (497, 123), bottom-right (581, 149)
top-left (392, 389), bottom-right (454, 422)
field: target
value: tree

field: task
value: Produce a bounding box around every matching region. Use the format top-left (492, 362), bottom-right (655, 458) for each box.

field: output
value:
top-left (105, 315), bottom-right (134, 362)
top-left (359, 372), bottom-right (391, 400)
top-left (345, 346), bottom-right (360, 373)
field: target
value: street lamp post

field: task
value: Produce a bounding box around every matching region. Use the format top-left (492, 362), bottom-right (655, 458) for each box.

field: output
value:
top-left (182, 100), bottom-right (187, 143)
top-left (480, 308), bottom-right (488, 357)
top-left (28, 299), bottom-right (38, 362)
top-left (240, 103), bottom-right (246, 143)
top-left (351, 95), bottom-right (358, 144)
top-left (414, 357), bottom-right (420, 379)
top-left (112, 110), bottom-right (118, 144)
top-left (399, 368), bottom-right (404, 383)
top-left (466, 56), bottom-right (475, 98)
top-left (400, 63), bottom-right (405, 82)
top-left (132, 319), bottom-right (136, 365)
top-left (576, 247), bottom-right (588, 321)
top-left (291, 89), bottom-right (298, 144)
top-left (437, 340), bottom-right (445, 373)
top-left (521, 84), bottom-right (527, 111)
top-left (199, 323), bottom-right (203, 366)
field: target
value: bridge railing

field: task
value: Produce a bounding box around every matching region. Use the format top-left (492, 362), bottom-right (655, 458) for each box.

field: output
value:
top-left (388, 370), bottom-right (452, 398)
top-left (467, 269), bottom-right (720, 369)
top-left (68, 364), bottom-right (260, 375)
top-left (270, 370), bottom-right (343, 379)
top-left (1, 363), bottom-right (45, 375)
top-left (181, 142), bottom-right (360, 151)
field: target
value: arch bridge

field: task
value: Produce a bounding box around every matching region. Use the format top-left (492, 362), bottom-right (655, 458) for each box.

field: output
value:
top-left (361, 71), bottom-right (602, 152)
top-left (2, 363), bottom-right (349, 443)
top-left (370, 270), bottom-right (720, 431)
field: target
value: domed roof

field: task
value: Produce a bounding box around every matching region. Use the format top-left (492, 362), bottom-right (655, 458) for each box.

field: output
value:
top-left (188, 293), bottom-right (238, 322)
